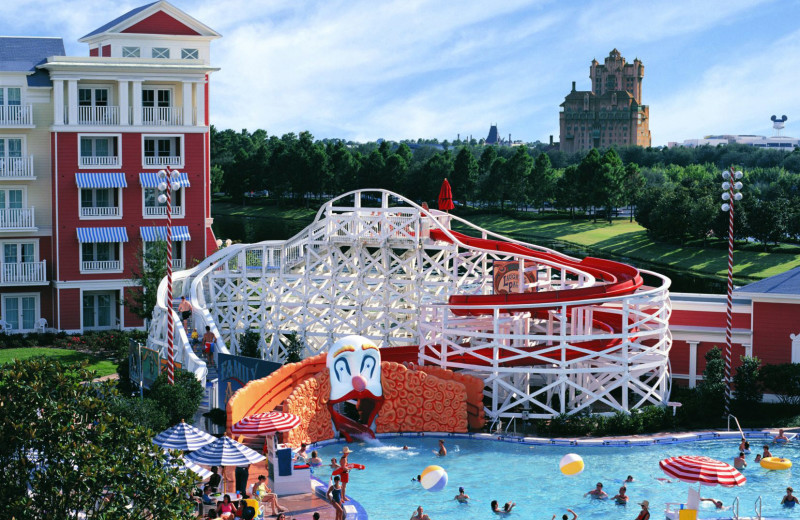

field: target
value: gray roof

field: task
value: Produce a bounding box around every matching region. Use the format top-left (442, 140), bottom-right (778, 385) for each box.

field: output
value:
top-left (0, 37), bottom-right (65, 86)
top-left (81, 1), bottom-right (159, 39)
top-left (735, 266), bottom-right (800, 296)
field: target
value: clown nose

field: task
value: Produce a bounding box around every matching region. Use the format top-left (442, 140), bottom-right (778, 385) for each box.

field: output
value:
top-left (352, 374), bottom-right (367, 392)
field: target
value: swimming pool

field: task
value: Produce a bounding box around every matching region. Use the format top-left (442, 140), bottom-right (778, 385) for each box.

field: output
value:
top-left (310, 434), bottom-right (799, 519)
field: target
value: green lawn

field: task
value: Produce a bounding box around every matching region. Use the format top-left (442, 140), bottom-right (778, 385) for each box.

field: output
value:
top-left (0, 348), bottom-right (117, 378)
top-left (454, 216), bottom-right (800, 281)
top-left (212, 201), bottom-right (318, 220)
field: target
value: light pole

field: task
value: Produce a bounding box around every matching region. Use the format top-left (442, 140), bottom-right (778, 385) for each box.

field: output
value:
top-left (720, 167), bottom-right (743, 415)
top-left (157, 167), bottom-right (182, 385)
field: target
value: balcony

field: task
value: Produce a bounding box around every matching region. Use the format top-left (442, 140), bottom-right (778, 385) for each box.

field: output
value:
top-left (0, 156), bottom-right (35, 180)
top-left (0, 207), bottom-right (35, 231)
top-left (81, 260), bottom-right (121, 272)
top-left (81, 206), bottom-right (121, 218)
top-left (0, 261), bottom-right (47, 285)
top-left (144, 156), bottom-right (182, 167)
top-left (75, 106), bottom-right (120, 125)
top-left (144, 205), bottom-right (183, 217)
top-left (0, 105), bottom-right (33, 127)
top-left (79, 155), bottom-right (121, 168)
top-left (141, 107), bottom-right (183, 126)
top-left (173, 259), bottom-right (185, 270)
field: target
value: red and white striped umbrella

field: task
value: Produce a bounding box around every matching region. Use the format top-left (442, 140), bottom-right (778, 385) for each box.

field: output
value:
top-left (230, 412), bottom-right (301, 435)
top-left (659, 455), bottom-right (746, 487)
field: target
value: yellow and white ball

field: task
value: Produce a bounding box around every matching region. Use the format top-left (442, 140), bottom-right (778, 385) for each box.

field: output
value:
top-left (559, 453), bottom-right (585, 476)
top-left (420, 465), bottom-right (448, 491)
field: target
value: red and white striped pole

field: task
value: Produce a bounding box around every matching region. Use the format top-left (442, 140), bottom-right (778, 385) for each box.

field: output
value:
top-left (159, 167), bottom-right (177, 385)
top-left (721, 166), bottom-right (743, 415)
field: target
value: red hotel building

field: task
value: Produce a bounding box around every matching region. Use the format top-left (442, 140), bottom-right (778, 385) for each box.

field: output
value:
top-left (1, 1), bottom-right (219, 332)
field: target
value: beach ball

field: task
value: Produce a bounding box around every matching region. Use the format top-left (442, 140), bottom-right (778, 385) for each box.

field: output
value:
top-left (559, 453), bottom-right (584, 476)
top-left (420, 465), bottom-right (448, 492)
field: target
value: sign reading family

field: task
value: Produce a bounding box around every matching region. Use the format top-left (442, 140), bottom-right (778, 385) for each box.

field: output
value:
top-left (217, 353), bottom-right (282, 410)
top-left (128, 340), bottom-right (181, 389)
top-left (493, 260), bottom-right (537, 294)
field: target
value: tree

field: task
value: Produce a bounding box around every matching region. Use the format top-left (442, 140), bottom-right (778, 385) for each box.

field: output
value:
top-left (148, 369), bottom-right (205, 427)
top-left (595, 149), bottom-right (626, 222)
top-left (504, 146), bottom-right (533, 209)
top-left (1, 358), bottom-right (198, 519)
top-left (124, 240), bottom-right (168, 323)
top-left (732, 356), bottom-right (762, 409)
top-left (622, 162), bottom-right (645, 222)
top-left (452, 147), bottom-right (478, 206)
top-left (238, 328), bottom-right (261, 359)
top-left (576, 148), bottom-right (602, 217)
top-left (529, 152), bottom-right (555, 211)
top-left (698, 346), bottom-right (726, 417)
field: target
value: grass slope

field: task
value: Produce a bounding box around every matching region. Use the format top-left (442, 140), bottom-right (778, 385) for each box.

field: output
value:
top-left (0, 348), bottom-right (117, 378)
top-left (456, 216), bottom-right (800, 281)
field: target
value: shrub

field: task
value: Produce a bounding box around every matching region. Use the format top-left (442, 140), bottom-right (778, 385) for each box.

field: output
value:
top-left (699, 346), bottom-right (725, 416)
top-left (148, 369), bottom-right (205, 426)
top-left (203, 407), bottom-right (227, 429)
top-left (107, 395), bottom-right (169, 433)
top-left (759, 363), bottom-right (800, 405)
top-left (283, 332), bottom-right (304, 363)
top-left (237, 328), bottom-right (261, 359)
top-left (733, 356), bottom-right (763, 408)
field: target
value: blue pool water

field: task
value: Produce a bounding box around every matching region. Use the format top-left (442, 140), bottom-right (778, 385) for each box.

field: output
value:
top-left (310, 436), bottom-right (800, 519)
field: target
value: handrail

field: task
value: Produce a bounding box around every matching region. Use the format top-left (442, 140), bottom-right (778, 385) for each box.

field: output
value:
top-left (754, 495), bottom-right (762, 520)
top-left (732, 496), bottom-right (739, 520)
top-left (728, 414), bottom-right (744, 438)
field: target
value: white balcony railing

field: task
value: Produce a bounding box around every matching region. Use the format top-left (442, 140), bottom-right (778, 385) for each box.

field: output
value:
top-left (0, 261), bottom-right (46, 285)
top-left (144, 205), bottom-right (183, 217)
top-left (81, 260), bottom-right (121, 272)
top-left (80, 206), bottom-right (121, 218)
top-left (142, 107), bottom-right (183, 126)
top-left (79, 156), bottom-right (121, 167)
top-left (144, 156), bottom-right (182, 167)
top-left (0, 207), bottom-right (35, 230)
top-left (0, 105), bottom-right (33, 126)
top-left (173, 258), bottom-right (185, 270)
top-left (0, 156), bottom-right (35, 179)
top-left (76, 105), bottom-right (120, 125)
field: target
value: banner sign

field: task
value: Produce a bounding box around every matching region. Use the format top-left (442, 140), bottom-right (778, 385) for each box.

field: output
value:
top-left (217, 353), bottom-right (282, 410)
top-left (128, 340), bottom-right (179, 389)
top-left (493, 260), bottom-right (537, 294)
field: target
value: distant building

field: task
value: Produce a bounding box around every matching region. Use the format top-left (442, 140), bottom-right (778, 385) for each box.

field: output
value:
top-left (483, 124), bottom-right (523, 147)
top-left (559, 49), bottom-right (651, 153)
top-left (668, 117), bottom-right (799, 150)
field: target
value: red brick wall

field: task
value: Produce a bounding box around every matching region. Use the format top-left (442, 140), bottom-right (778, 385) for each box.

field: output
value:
top-left (753, 301), bottom-right (800, 364)
top-left (59, 288), bottom-right (81, 330)
top-left (121, 11), bottom-right (201, 36)
top-left (54, 132), bottom-right (208, 282)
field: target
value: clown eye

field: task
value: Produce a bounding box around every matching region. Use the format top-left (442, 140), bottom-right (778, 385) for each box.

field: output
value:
top-left (360, 355), bottom-right (376, 378)
top-left (334, 358), bottom-right (351, 382)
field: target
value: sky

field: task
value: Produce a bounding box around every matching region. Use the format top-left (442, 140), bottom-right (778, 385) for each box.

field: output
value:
top-left (3, 0), bottom-right (800, 145)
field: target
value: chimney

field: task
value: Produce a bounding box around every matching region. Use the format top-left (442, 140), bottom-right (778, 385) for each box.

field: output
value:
top-left (572, 81), bottom-right (576, 92)
top-left (457, 133), bottom-right (460, 141)
top-left (550, 135), bottom-right (554, 146)
top-left (509, 133), bottom-right (512, 143)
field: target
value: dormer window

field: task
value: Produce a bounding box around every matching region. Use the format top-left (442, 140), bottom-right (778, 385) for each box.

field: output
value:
top-left (152, 47), bottom-right (170, 59)
top-left (122, 46), bottom-right (140, 58)
top-left (181, 48), bottom-right (198, 60)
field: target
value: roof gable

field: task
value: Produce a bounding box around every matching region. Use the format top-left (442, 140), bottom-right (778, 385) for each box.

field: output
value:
top-left (0, 37), bottom-right (65, 87)
top-left (79, 1), bottom-right (219, 41)
top-left (736, 267), bottom-right (800, 296)
top-left (121, 10), bottom-right (201, 36)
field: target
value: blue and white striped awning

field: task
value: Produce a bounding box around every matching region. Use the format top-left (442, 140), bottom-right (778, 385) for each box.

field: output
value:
top-left (139, 171), bottom-right (191, 188)
top-left (75, 172), bottom-right (128, 188)
top-left (76, 227), bottom-right (129, 243)
top-left (140, 226), bottom-right (191, 242)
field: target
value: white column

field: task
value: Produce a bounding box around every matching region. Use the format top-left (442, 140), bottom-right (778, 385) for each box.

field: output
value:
top-left (132, 81), bottom-right (142, 125)
top-left (195, 80), bottom-right (205, 127)
top-left (744, 343), bottom-right (752, 358)
top-left (53, 79), bottom-right (64, 125)
top-left (182, 82), bottom-right (192, 126)
top-left (67, 80), bottom-right (78, 126)
top-left (118, 80), bottom-right (129, 125)
top-left (688, 341), bottom-right (699, 388)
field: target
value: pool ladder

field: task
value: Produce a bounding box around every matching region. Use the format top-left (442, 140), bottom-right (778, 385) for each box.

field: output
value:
top-left (728, 414), bottom-right (745, 437)
top-left (731, 495), bottom-right (762, 520)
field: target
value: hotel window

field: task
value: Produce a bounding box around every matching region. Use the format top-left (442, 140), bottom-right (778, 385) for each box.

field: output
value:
top-left (181, 48), bottom-right (199, 60)
top-left (0, 87), bottom-right (22, 107)
top-left (152, 47), bottom-right (170, 59)
top-left (143, 187), bottom-right (183, 217)
top-left (80, 188), bottom-right (121, 218)
top-left (2, 294), bottom-right (38, 332)
top-left (82, 291), bottom-right (117, 330)
top-left (122, 46), bottom-right (140, 58)
top-left (143, 136), bottom-right (182, 167)
top-left (79, 136), bottom-right (119, 167)
top-left (81, 242), bottom-right (121, 271)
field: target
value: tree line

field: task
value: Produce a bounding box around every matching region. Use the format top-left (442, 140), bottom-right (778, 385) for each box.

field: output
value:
top-left (211, 127), bottom-right (800, 249)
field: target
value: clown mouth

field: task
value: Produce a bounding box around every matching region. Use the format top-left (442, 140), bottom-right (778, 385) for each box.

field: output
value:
top-left (328, 389), bottom-right (385, 443)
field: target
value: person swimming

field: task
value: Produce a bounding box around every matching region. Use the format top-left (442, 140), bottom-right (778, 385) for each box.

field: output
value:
top-left (491, 500), bottom-right (515, 514)
top-left (700, 497), bottom-right (723, 509)
top-left (782, 487), bottom-right (800, 507)
top-left (774, 429), bottom-right (790, 443)
top-left (454, 487), bottom-right (470, 503)
top-left (612, 486), bottom-right (629, 505)
top-left (584, 482), bottom-right (608, 499)
top-left (624, 475), bottom-right (634, 483)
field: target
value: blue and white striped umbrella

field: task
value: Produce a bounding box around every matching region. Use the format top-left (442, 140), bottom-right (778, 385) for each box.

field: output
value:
top-left (153, 420), bottom-right (216, 451)
top-left (185, 436), bottom-right (266, 466)
top-left (178, 460), bottom-right (213, 480)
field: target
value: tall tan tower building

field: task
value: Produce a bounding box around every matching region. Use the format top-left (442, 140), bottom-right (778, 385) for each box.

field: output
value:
top-left (559, 49), bottom-right (651, 153)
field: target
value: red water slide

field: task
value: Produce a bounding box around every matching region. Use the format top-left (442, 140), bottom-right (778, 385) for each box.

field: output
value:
top-left (423, 229), bottom-right (645, 367)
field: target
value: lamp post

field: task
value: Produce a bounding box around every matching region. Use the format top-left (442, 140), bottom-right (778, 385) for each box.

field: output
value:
top-left (157, 167), bottom-right (182, 385)
top-left (720, 167), bottom-right (743, 415)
